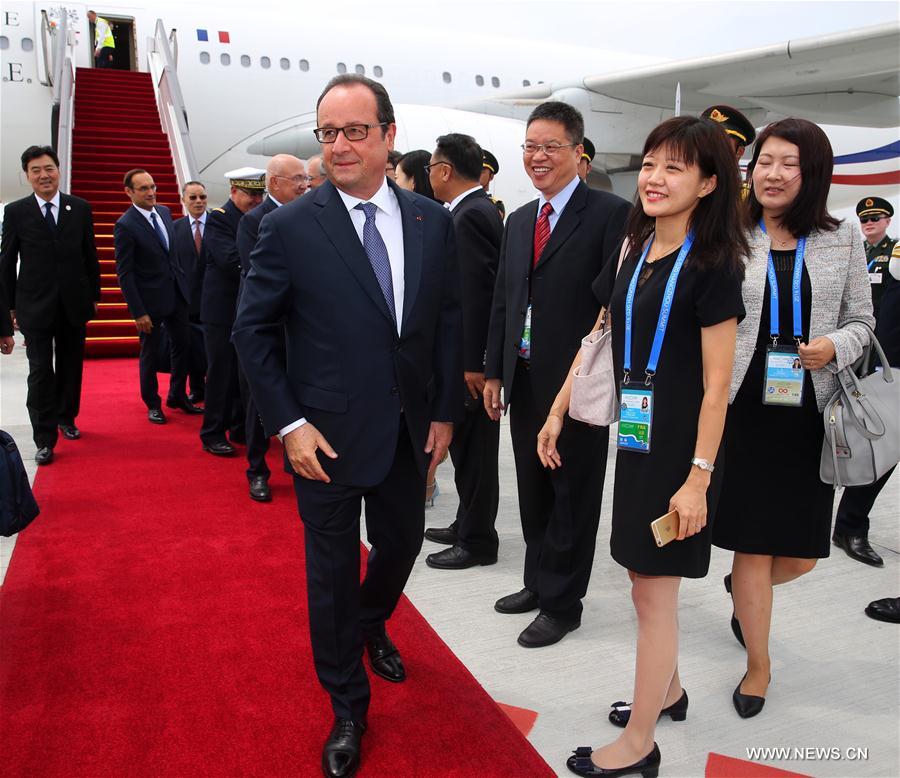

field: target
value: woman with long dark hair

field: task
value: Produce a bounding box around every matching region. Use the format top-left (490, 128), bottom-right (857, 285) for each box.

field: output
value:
top-left (395, 150), bottom-right (437, 201)
top-left (538, 115), bottom-right (747, 777)
top-left (713, 118), bottom-right (874, 718)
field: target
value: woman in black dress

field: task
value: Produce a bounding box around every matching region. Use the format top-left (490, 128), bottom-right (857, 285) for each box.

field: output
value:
top-left (538, 116), bottom-right (747, 778)
top-left (714, 119), bottom-right (874, 718)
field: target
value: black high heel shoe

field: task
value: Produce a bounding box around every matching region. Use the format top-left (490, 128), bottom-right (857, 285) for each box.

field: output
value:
top-left (724, 574), bottom-right (745, 648)
top-left (566, 744), bottom-right (661, 777)
top-left (733, 673), bottom-right (767, 718)
top-left (608, 689), bottom-right (688, 728)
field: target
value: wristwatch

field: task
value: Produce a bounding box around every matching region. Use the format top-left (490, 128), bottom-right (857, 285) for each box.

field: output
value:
top-left (691, 457), bottom-right (715, 472)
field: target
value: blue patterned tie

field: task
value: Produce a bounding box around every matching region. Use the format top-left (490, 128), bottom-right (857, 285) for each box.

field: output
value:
top-left (150, 211), bottom-right (169, 251)
top-left (44, 202), bottom-right (56, 232)
top-left (355, 202), bottom-right (396, 323)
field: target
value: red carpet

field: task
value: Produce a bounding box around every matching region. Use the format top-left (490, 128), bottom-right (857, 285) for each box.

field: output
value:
top-left (0, 359), bottom-right (553, 777)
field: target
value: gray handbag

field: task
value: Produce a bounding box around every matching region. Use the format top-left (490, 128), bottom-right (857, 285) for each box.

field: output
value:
top-left (820, 322), bottom-right (899, 488)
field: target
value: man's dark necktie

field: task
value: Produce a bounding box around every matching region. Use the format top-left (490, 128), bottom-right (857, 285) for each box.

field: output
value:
top-left (150, 211), bottom-right (169, 251)
top-left (533, 202), bottom-right (553, 267)
top-left (44, 202), bottom-right (56, 232)
top-left (193, 220), bottom-right (202, 255)
top-left (355, 202), bottom-right (396, 323)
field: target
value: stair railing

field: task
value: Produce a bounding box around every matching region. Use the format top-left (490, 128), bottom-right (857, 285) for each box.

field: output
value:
top-left (148, 20), bottom-right (198, 207)
top-left (51, 10), bottom-right (76, 194)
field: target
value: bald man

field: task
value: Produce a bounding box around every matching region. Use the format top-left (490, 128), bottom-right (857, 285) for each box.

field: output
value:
top-left (234, 154), bottom-right (307, 501)
top-left (306, 154), bottom-right (327, 190)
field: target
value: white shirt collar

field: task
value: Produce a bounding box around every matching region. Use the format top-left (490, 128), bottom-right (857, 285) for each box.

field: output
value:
top-left (34, 191), bottom-right (61, 210)
top-left (537, 175), bottom-right (580, 217)
top-left (268, 194), bottom-right (283, 208)
top-left (133, 204), bottom-right (162, 222)
top-left (192, 211), bottom-right (207, 225)
top-left (336, 178), bottom-right (398, 218)
top-left (448, 185), bottom-right (484, 213)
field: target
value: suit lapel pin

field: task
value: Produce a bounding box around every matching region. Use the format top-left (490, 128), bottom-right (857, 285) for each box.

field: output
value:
top-left (65, 205), bottom-right (71, 211)
top-left (415, 215), bottom-right (423, 221)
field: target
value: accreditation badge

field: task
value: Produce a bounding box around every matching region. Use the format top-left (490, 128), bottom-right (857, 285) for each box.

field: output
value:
top-left (518, 304), bottom-right (532, 360)
top-left (762, 346), bottom-right (805, 407)
top-left (617, 383), bottom-right (653, 453)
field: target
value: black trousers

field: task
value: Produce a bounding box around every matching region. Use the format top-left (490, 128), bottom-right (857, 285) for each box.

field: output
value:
top-left (237, 364), bottom-right (270, 479)
top-left (94, 47), bottom-right (115, 68)
top-left (200, 323), bottom-right (242, 445)
top-left (188, 318), bottom-right (206, 401)
top-left (508, 359), bottom-right (608, 623)
top-left (20, 304), bottom-right (86, 449)
top-left (446, 395), bottom-right (500, 556)
top-left (138, 304), bottom-right (189, 410)
top-left (293, 417), bottom-right (424, 722)
top-left (834, 466), bottom-right (896, 536)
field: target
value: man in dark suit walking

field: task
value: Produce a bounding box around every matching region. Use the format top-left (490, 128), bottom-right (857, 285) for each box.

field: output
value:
top-left (235, 154), bottom-right (307, 502)
top-left (0, 145), bottom-right (100, 464)
top-left (199, 169), bottom-right (264, 456)
top-left (484, 102), bottom-right (629, 648)
top-left (423, 133), bottom-right (502, 569)
top-left (114, 169), bottom-right (200, 424)
top-left (233, 75), bottom-right (462, 778)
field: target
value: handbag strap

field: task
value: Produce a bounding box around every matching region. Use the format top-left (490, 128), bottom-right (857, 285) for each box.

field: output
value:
top-left (840, 318), bottom-right (894, 384)
top-left (599, 238), bottom-right (631, 331)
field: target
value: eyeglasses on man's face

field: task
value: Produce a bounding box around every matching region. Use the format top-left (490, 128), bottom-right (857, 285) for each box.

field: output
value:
top-left (860, 216), bottom-right (884, 224)
top-left (186, 193), bottom-right (207, 201)
top-left (313, 123), bottom-right (388, 143)
top-left (521, 142), bottom-right (577, 156)
top-left (424, 161), bottom-right (453, 175)
top-left (271, 174), bottom-right (308, 184)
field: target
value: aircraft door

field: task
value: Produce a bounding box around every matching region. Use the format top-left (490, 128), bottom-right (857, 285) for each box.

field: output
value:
top-left (89, 14), bottom-right (135, 70)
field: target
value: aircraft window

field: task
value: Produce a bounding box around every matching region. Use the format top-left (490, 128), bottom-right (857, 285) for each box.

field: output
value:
top-left (491, 76), bottom-right (500, 88)
top-left (199, 51), bottom-right (210, 64)
top-left (337, 62), bottom-right (347, 74)
top-left (220, 53), bottom-right (231, 66)
top-left (475, 74), bottom-right (484, 86)
top-left (299, 59), bottom-right (310, 71)
top-left (240, 54), bottom-right (251, 67)
top-left (373, 65), bottom-right (383, 77)
top-left (280, 58), bottom-right (290, 70)
top-left (355, 64), bottom-right (365, 75)
top-left (261, 56), bottom-right (271, 69)
top-left (442, 72), bottom-right (451, 84)
top-left (522, 79), bottom-right (530, 87)
top-left (21, 37), bottom-right (34, 52)
top-left (0, 36), bottom-right (9, 50)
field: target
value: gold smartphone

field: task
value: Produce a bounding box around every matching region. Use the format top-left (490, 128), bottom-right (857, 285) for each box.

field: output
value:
top-left (650, 510), bottom-right (680, 547)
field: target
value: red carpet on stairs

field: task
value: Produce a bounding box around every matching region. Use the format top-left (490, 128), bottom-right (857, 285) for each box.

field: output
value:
top-left (0, 358), bottom-right (552, 777)
top-left (71, 67), bottom-right (183, 359)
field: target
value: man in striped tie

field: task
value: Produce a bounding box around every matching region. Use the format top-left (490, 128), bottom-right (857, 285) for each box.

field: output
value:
top-left (484, 102), bottom-right (630, 649)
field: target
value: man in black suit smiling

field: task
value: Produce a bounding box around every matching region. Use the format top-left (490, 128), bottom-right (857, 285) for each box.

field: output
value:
top-left (233, 74), bottom-right (462, 778)
top-left (0, 145), bottom-right (100, 464)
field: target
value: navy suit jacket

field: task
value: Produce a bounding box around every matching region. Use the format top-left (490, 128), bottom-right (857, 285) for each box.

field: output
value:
top-left (233, 180), bottom-right (464, 486)
top-left (173, 213), bottom-right (208, 319)
top-left (200, 199), bottom-right (243, 326)
top-left (236, 195), bottom-right (278, 276)
top-left (114, 204), bottom-right (188, 320)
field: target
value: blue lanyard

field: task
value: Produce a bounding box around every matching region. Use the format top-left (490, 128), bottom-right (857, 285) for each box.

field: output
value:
top-left (623, 231), bottom-right (695, 384)
top-left (867, 259), bottom-right (877, 272)
top-left (759, 220), bottom-right (806, 345)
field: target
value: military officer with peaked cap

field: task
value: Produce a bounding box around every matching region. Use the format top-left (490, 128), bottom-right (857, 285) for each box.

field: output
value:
top-left (701, 104), bottom-right (756, 160)
top-left (480, 149), bottom-right (505, 220)
top-left (199, 167), bottom-right (264, 457)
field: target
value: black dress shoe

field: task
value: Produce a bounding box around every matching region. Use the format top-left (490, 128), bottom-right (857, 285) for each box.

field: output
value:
top-left (424, 526), bottom-right (457, 545)
top-left (832, 532), bottom-right (884, 567)
top-left (148, 408), bottom-right (167, 425)
top-left (566, 743), bottom-right (661, 777)
top-left (202, 441), bottom-right (236, 456)
top-left (865, 597), bottom-right (900, 623)
top-left (495, 588), bottom-right (539, 614)
top-left (249, 475), bottom-right (271, 502)
top-left (166, 397), bottom-right (204, 415)
top-left (608, 690), bottom-right (688, 728)
top-left (426, 544), bottom-right (497, 570)
top-left (365, 631), bottom-right (405, 682)
top-left (518, 612), bottom-right (580, 648)
top-left (733, 673), bottom-right (767, 718)
top-left (724, 574), bottom-right (745, 648)
top-left (322, 718), bottom-right (366, 778)
top-left (35, 446), bottom-right (54, 465)
top-left (58, 424), bottom-right (80, 440)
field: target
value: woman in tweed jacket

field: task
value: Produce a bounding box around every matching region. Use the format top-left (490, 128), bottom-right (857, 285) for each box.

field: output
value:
top-left (713, 118), bottom-right (874, 719)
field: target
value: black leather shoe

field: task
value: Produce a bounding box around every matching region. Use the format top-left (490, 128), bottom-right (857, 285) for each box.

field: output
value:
top-left (424, 526), bottom-right (457, 545)
top-left (58, 424), bottom-right (80, 440)
top-left (724, 574), bottom-right (746, 648)
top-left (35, 446), bottom-right (54, 465)
top-left (249, 475), bottom-right (271, 502)
top-left (322, 718), bottom-right (365, 778)
top-left (865, 597), bottom-right (900, 623)
top-left (202, 441), bottom-right (235, 456)
top-left (365, 631), bottom-right (405, 682)
top-left (166, 397), bottom-right (204, 415)
top-left (148, 408), bottom-right (167, 425)
top-left (426, 544), bottom-right (497, 569)
top-left (518, 612), bottom-right (580, 648)
top-left (566, 743), bottom-right (661, 777)
top-left (495, 588), bottom-right (539, 614)
top-left (733, 674), bottom-right (767, 718)
top-left (832, 532), bottom-right (884, 567)
top-left (608, 690), bottom-right (688, 728)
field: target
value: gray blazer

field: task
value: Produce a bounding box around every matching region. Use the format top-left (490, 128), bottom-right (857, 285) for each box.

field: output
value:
top-left (731, 222), bottom-right (874, 410)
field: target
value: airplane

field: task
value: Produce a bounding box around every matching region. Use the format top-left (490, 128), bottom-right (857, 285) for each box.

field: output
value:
top-left (1, 2), bottom-right (898, 223)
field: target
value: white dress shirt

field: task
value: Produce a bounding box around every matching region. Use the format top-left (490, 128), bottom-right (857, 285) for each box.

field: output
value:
top-left (133, 205), bottom-right (169, 250)
top-left (34, 191), bottom-right (61, 225)
top-left (536, 175), bottom-right (580, 232)
top-left (447, 185), bottom-right (484, 213)
top-left (191, 211), bottom-right (207, 238)
top-left (279, 178), bottom-right (406, 438)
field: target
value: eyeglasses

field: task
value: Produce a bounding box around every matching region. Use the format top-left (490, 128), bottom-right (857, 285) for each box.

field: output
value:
top-left (313, 123), bottom-right (388, 143)
top-left (423, 161), bottom-right (453, 174)
top-left (521, 142), bottom-right (577, 156)
top-left (133, 184), bottom-right (157, 192)
top-left (271, 174), bottom-right (308, 184)
top-left (860, 216), bottom-right (884, 224)
top-left (186, 193), bottom-right (208, 201)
